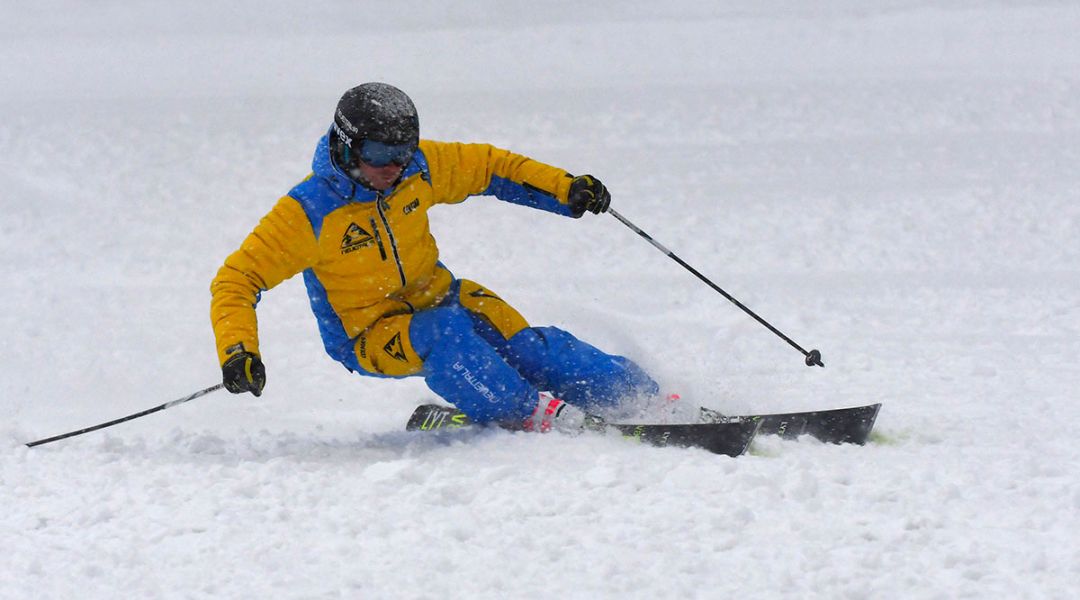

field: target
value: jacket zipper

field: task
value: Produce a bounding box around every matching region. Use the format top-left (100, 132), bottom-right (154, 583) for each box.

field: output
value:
top-left (369, 217), bottom-right (387, 260)
top-left (375, 194), bottom-right (407, 287)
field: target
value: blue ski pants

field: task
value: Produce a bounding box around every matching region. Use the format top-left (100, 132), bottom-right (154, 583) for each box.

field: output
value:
top-left (340, 278), bottom-right (658, 423)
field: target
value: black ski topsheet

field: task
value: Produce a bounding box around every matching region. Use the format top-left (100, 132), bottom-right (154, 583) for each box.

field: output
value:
top-left (406, 404), bottom-right (759, 457)
top-left (699, 403), bottom-right (881, 445)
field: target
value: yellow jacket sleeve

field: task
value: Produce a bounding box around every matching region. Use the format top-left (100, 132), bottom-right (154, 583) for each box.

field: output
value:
top-left (420, 140), bottom-right (577, 216)
top-left (210, 195), bottom-right (319, 365)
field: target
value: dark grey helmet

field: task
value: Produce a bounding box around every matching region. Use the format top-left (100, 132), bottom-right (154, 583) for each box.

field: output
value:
top-left (331, 82), bottom-right (419, 152)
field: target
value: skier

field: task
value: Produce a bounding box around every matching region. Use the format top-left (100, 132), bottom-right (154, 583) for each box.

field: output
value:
top-left (210, 82), bottom-right (659, 432)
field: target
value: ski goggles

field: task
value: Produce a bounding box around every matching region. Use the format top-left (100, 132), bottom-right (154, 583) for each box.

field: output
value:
top-left (357, 139), bottom-right (414, 167)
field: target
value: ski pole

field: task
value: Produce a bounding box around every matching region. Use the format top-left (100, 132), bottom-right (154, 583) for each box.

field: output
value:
top-left (607, 208), bottom-right (824, 368)
top-left (25, 383), bottom-right (224, 448)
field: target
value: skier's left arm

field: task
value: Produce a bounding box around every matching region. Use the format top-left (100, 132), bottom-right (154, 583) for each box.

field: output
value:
top-left (420, 140), bottom-right (610, 218)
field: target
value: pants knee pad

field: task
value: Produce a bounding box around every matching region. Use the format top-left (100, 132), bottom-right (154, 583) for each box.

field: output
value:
top-left (352, 314), bottom-right (424, 377)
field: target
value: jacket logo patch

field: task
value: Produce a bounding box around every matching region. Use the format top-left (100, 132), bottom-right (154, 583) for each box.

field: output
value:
top-left (383, 333), bottom-right (408, 362)
top-left (341, 222), bottom-right (375, 254)
top-left (403, 199), bottom-right (420, 215)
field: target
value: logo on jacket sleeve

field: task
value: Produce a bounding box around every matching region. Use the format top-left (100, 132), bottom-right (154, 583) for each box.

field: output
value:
top-left (341, 222), bottom-right (375, 254)
top-left (403, 198), bottom-right (420, 215)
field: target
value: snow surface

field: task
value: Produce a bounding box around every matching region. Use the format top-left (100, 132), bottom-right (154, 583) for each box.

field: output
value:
top-left (3, 1), bottom-right (1079, 598)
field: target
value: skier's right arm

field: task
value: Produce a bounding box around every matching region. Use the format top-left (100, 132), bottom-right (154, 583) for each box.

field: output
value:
top-left (210, 196), bottom-right (319, 393)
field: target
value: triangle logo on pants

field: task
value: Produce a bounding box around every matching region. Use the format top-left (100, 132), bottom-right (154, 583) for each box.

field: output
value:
top-left (383, 332), bottom-right (408, 362)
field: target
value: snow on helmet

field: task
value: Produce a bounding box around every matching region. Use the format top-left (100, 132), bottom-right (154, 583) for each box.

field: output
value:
top-left (330, 82), bottom-right (419, 176)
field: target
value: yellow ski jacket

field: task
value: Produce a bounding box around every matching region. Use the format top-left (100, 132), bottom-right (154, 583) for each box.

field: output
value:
top-left (210, 133), bottom-right (580, 367)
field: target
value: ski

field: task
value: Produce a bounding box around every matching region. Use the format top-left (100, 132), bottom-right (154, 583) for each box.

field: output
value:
top-left (699, 403), bottom-right (882, 445)
top-left (406, 404), bottom-right (759, 457)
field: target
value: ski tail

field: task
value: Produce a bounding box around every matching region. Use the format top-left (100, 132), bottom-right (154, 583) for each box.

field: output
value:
top-left (406, 403), bottom-right (472, 431)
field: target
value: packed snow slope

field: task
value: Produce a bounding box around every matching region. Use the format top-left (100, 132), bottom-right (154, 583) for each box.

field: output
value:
top-left (2, 1), bottom-right (1078, 598)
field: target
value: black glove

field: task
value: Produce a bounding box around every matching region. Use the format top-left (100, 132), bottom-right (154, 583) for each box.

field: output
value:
top-left (222, 351), bottom-right (266, 397)
top-left (568, 174), bottom-right (611, 217)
